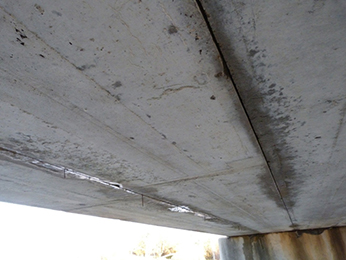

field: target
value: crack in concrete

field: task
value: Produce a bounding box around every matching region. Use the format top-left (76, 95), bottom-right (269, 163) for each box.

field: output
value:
top-left (329, 102), bottom-right (346, 160)
top-left (194, 0), bottom-right (295, 227)
top-left (139, 157), bottom-right (263, 186)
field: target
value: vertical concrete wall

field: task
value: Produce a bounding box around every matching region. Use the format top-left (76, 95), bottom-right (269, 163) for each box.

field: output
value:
top-left (219, 227), bottom-right (346, 260)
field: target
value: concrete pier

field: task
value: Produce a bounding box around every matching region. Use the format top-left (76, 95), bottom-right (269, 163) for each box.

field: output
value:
top-left (219, 227), bottom-right (346, 260)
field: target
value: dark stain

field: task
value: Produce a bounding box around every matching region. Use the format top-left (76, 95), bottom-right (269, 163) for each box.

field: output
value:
top-left (168, 25), bottom-right (178, 34)
top-left (34, 4), bottom-right (44, 15)
top-left (146, 114), bottom-right (151, 118)
top-left (241, 236), bottom-right (254, 260)
top-left (214, 72), bottom-right (223, 78)
top-left (172, 141), bottom-right (176, 145)
top-left (115, 94), bottom-right (122, 101)
top-left (267, 89), bottom-right (275, 95)
top-left (136, 186), bottom-right (158, 194)
top-left (112, 81), bottom-right (122, 88)
top-left (97, 187), bottom-right (126, 199)
top-left (77, 64), bottom-right (96, 71)
top-left (247, 236), bottom-right (272, 260)
top-left (249, 49), bottom-right (259, 57)
top-left (130, 137), bottom-right (135, 140)
top-left (328, 228), bottom-right (346, 258)
top-left (51, 10), bottom-right (62, 16)
top-left (15, 28), bottom-right (27, 39)
top-left (199, 0), bottom-right (300, 223)
top-left (69, 42), bottom-right (73, 45)
top-left (230, 227), bottom-right (346, 259)
top-left (286, 233), bottom-right (311, 260)
top-left (39, 54), bottom-right (45, 58)
top-left (16, 38), bottom-right (25, 46)
top-left (296, 228), bottom-right (325, 236)
top-left (210, 95), bottom-right (216, 100)
top-left (268, 83), bottom-right (276, 88)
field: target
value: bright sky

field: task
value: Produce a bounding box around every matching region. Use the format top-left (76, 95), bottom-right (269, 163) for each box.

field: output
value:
top-left (0, 201), bottom-right (222, 260)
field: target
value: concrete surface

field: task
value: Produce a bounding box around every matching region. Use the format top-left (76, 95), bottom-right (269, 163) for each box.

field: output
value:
top-left (219, 227), bottom-right (346, 260)
top-left (200, 0), bottom-right (346, 229)
top-left (0, 0), bottom-right (345, 236)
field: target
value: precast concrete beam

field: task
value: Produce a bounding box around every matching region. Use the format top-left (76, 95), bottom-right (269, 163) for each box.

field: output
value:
top-left (200, 0), bottom-right (346, 230)
top-left (0, 0), bottom-right (291, 236)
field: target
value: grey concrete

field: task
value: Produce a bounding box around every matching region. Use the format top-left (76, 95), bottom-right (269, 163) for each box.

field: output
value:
top-left (0, 0), bottom-right (345, 236)
top-left (201, 0), bottom-right (346, 229)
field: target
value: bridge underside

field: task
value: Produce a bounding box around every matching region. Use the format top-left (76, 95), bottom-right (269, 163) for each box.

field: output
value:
top-left (1, 0), bottom-right (346, 237)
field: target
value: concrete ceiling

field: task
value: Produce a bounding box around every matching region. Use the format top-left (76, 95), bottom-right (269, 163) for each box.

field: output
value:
top-left (0, 0), bottom-right (345, 236)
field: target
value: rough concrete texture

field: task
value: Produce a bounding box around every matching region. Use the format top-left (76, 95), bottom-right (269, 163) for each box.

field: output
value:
top-left (0, 0), bottom-right (345, 236)
top-left (219, 227), bottom-right (346, 260)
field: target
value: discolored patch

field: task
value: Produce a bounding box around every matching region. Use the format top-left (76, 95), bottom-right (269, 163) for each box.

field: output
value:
top-left (168, 25), bottom-right (178, 34)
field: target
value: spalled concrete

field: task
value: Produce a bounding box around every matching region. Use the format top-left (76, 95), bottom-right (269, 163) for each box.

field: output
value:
top-left (0, 0), bottom-right (345, 237)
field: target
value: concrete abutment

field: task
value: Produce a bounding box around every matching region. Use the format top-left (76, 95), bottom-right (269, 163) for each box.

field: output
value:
top-left (219, 227), bottom-right (346, 260)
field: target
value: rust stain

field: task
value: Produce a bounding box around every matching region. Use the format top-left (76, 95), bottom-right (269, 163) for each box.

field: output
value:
top-left (220, 227), bottom-right (346, 260)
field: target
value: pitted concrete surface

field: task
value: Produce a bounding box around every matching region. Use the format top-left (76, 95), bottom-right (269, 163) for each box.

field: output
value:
top-left (0, 0), bottom-right (345, 236)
